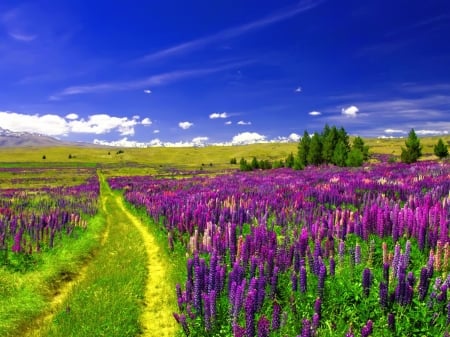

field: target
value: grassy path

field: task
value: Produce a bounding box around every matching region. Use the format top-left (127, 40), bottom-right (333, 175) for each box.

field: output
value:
top-left (41, 174), bottom-right (178, 336)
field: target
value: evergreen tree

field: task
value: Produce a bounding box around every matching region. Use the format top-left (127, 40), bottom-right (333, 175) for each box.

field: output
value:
top-left (250, 157), bottom-right (259, 170)
top-left (346, 148), bottom-right (364, 167)
top-left (401, 129), bottom-right (422, 163)
top-left (307, 132), bottom-right (323, 165)
top-left (240, 158), bottom-right (250, 171)
top-left (352, 136), bottom-right (369, 160)
top-left (285, 152), bottom-right (295, 168)
top-left (297, 130), bottom-right (310, 168)
top-left (434, 138), bottom-right (449, 159)
top-left (332, 140), bottom-right (348, 167)
top-left (322, 125), bottom-right (339, 164)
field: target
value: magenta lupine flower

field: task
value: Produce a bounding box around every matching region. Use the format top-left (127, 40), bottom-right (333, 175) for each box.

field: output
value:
top-left (361, 320), bottom-right (373, 337)
top-left (193, 265), bottom-right (202, 314)
top-left (270, 266), bottom-right (279, 298)
top-left (11, 227), bottom-right (23, 253)
top-left (202, 292), bottom-right (211, 331)
top-left (256, 274), bottom-right (266, 311)
top-left (271, 302), bottom-right (281, 330)
top-left (345, 329), bottom-right (354, 337)
top-left (257, 315), bottom-right (270, 337)
top-left (300, 266), bottom-right (308, 293)
top-left (362, 268), bottom-right (372, 297)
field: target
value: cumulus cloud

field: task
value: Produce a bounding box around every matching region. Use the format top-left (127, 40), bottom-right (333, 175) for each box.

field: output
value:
top-left (309, 111), bottom-right (321, 116)
top-left (231, 132), bottom-right (266, 145)
top-left (237, 120), bottom-right (252, 125)
top-left (192, 136), bottom-right (209, 146)
top-left (0, 111), bottom-right (139, 137)
top-left (0, 111), bottom-right (69, 136)
top-left (384, 128), bottom-right (405, 134)
top-left (65, 113), bottom-right (79, 120)
top-left (178, 121), bottom-right (193, 130)
top-left (209, 112), bottom-right (229, 119)
top-left (288, 133), bottom-right (301, 142)
top-left (143, 89), bottom-right (152, 94)
top-left (225, 121), bottom-right (232, 125)
top-left (341, 105), bottom-right (359, 117)
top-left (141, 117), bottom-right (152, 125)
top-left (153, 129), bottom-right (160, 134)
top-left (295, 87), bottom-right (302, 93)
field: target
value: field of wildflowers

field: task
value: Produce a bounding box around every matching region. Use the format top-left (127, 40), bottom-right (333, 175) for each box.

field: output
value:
top-left (110, 161), bottom-right (450, 336)
top-left (0, 168), bottom-right (99, 271)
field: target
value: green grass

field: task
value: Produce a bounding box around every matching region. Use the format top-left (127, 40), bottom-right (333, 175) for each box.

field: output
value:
top-left (0, 214), bottom-right (106, 336)
top-left (44, 175), bottom-right (149, 337)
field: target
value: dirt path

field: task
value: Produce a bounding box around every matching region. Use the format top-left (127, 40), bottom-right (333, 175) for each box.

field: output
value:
top-left (22, 174), bottom-right (177, 336)
top-left (115, 194), bottom-right (178, 337)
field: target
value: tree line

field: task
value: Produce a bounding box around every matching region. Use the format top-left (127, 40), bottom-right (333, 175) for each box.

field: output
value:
top-left (233, 126), bottom-right (448, 172)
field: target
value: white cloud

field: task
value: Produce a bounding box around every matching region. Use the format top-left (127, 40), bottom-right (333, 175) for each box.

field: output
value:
top-left (288, 133), bottom-right (301, 142)
top-left (65, 113), bottom-right (79, 120)
top-left (384, 128), bottom-right (405, 134)
top-left (153, 129), bottom-right (160, 134)
top-left (141, 117), bottom-right (152, 125)
top-left (416, 129), bottom-right (449, 135)
top-left (209, 112), bottom-right (229, 119)
top-left (237, 120), bottom-right (252, 125)
top-left (0, 111), bottom-right (69, 136)
top-left (309, 111), bottom-right (321, 116)
top-left (68, 114), bottom-right (138, 136)
top-left (144, 89), bottom-right (152, 94)
top-left (192, 136), bottom-right (209, 146)
top-left (9, 32), bottom-right (36, 41)
top-left (178, 121), bottom-right (193, 130)
top-left (225, 121), bottom-right (232, 125)
top-left (231, 132), bottom-right (266, 145)
top-left (341, 105), bottom-right (359, 117)
top-left (295, 87), bottom-right (302, 93)
top-left (0, 111), bottom-right (141, 137)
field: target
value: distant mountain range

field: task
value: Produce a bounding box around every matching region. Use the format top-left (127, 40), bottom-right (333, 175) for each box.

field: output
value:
top-left (0, 127), bottom-right (69, 147)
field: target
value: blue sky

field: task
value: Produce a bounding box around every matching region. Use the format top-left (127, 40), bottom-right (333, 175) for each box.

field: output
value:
top-left (0, 0), bottom-right (449, 146)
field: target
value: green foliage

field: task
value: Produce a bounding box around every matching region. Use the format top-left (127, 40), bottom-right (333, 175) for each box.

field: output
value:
top-left (433, 138), bottom-right (448, 159)
top-left (346, 148), bottom-right (364, 167)
top-left (285, 152), bottom-right (295, 168)
top-left (42, 155), bottom-right (46, 160)
top-left (230, 157), bottom-right (237, 165)
top-left (322, 125), bottom-right (339, 164)
top-left (332, 140), bottom-right (348, 166)
top-left (307, 132), bottom-right (323, 165)
top-left (297, 130), bottom-right (310, 168)
top-left (352, 136), bottom-right (369, 160)
top-left (401, 129), bottom-right (422, 163)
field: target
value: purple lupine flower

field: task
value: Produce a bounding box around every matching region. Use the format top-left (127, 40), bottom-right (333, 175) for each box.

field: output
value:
top-left (362, 268), bottom-right (372, 297)
top-left (233, 324), bottom-right (245, 337)
top-left (193, 265), bottom-right (202, 314)
top-left (338, 240), bottom-right (345, 263)
top-left (383, 263), bottom-right (390, 286)
top-left (256, 274), bottom-right (266, 311)
top-left (387, 313), bottom-right (395, 331)
top-left (418, 267), bottom-right (430, 301)
top-left (291, 272), bottom-right (298, 292)
top-left (257, 315), bottom-right (270, 337)
top-left (437, 284), bottom-right (447, 302)
top-left (271, 302), bottom-right (281, 330)
top-left (361, 320), bottom-right (373, 337)
top-left (245, 289), bottom-right (257, 337)
top-left (447, 301), bottom-right (450, 325)
top-left (314, 297), bottom-right (322, 319)
top-left (349, 247), bottom-right (355, 267)
top-left (300, 266), bottom-right (307, 293)
top-left (329, 257), bottom-right (335, 276)
top-left (270, 266), bottom-right (279, 298)
top-left (379, 282), bottom-right (388, 309)
top-left (202, 292), bottom-right (211, 331)
top-left (317, 264), bottom-right (326, 297)
top-left (301, 319), bottom-right (312, 337)
top-left (209, 290), bottom-right (217, 326)
top-left (312, 313), bottom-right (320, 331)
top-left (355, 243), bottom-right (361, 264)
top-left (345, 329), bottom-right (354, 337)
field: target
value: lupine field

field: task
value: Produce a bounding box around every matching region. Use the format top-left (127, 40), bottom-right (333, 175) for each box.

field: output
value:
top-left (109, 161), bottom-right (450, 337)
top-left (0, 168), bottom-right (99, 271)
